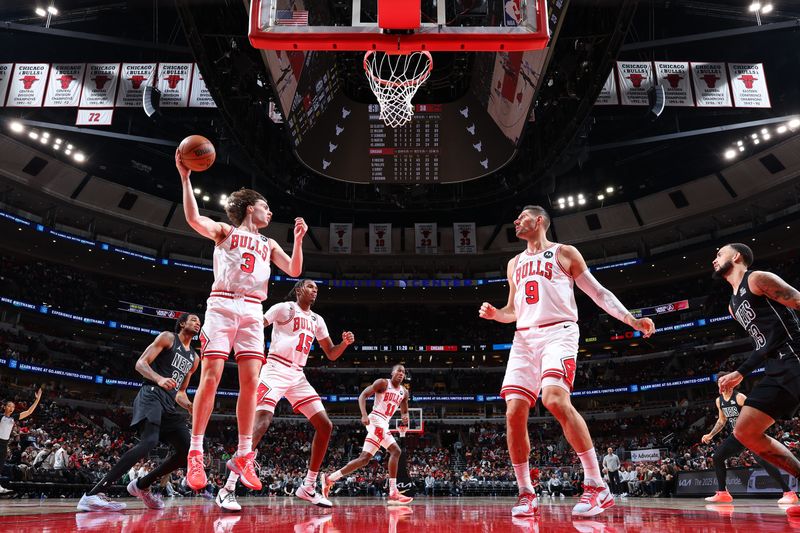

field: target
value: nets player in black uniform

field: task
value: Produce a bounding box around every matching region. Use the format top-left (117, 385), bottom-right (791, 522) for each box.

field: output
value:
top-left (77, 313), bottom-right (200, 512)
top-left (714, 243), bottom-right (800, 517)
top-left (701, 372), bottom-right (795, 503)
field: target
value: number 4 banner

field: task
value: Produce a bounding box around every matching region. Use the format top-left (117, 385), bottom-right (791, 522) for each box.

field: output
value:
top-left (76, 109), bottom-right (113, 126)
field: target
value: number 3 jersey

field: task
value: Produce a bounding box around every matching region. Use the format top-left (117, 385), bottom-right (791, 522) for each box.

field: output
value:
top-left (212, 227), bottom-right (272, 301)
top-left (513, 244), bottom-right (578, 329)
top-left (264, 301), bottom-right (330, 368)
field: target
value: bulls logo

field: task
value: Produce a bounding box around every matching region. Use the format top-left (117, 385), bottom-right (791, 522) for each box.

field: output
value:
top-left (544, 251), bottom-right (553, 259)
top-left (376, 230), bottom-right (385, 239)
top-left (374, 427), bottom-right (384, 440)
top-left (165, 74), bottom-right (183, 89)
top-left (57, 74), bottom-right (75, 89)
top-left (93, 75), bottom-right (112, 90)
top-left (129, 75), bottom-right (147, 89)
top-left (627, 73), bottom-right (648, 88)
top-left (561, 356), bottom-right (577, 386)
top-left (664, 73), bottom-right (683, 88)
top-left (738, 74), bottom-right (757, 89)
top-left (701, 74), bottom-right (720, 89)
top-left (421, 230), bottom-right (431, 239)
top-left (20, 75), bottom-right (39, 90)
top-left (336, 229), bottom-right (346, 246)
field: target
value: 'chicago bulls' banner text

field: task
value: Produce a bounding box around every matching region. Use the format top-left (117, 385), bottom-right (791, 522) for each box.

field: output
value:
top-left (690, 62), bottom-right (731, 107)
top-left (328, 223), bottom-right (352, 254)
top-left (7, 63), bottom-right (50, 107)
top-left (157, 63), bottom-right (192, 107)
top-left (369, 223), bottom-right (392, 254)
top-left (189, 66), bottom-right (216, 108)
top-left (453, 222), bottom-right (477, 254)
top-left (80, 63), bottom-right (120, 107)
top-left (728, 63), bottom-right (770, 108)
top-left (44, 63), bottom-right (85, 107)
top-left (115, 63), bottom-right (156, 107)
top-left (0, 64), bottom-right (12, 106)
top-left (616, 61), bottom-right (653, 106)
top-left (654, 62), bottom-right (693, 107)
top-left (594, 70), bottom-right (618, 106)
top-left (415, 223), bottom-right (438, 254)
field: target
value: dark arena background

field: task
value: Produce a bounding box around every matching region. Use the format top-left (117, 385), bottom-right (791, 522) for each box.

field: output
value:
top-left (1, 1), bottom-right (800, 532)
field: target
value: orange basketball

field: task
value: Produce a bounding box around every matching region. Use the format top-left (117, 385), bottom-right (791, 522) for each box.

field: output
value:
top-left (178, 135), bottom-right (216, 172)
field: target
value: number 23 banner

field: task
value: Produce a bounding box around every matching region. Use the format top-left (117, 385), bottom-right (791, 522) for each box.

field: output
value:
top-left (415, 223), bottom-right (438, 255)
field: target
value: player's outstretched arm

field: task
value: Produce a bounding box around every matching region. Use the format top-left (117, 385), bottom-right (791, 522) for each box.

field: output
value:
top-left (318, 331), bottom-right (355, 361)
top-left (19, 387), bottom-right (43, 420)
top-left (564, 245), bottom-right (655, 338)
top-left (176, 357), bottom-right (200, 415)
top-left (269, 218), bottom-right (308, 277)
top-left (701, 398), bottom-right (726, 444)
top-left (176, 149), bottom-right (229, 243)
top-left (400, 392), bottom-right (410, 427)
top-left (479, 257), bottom-right (517, 323)
top-left (359, 379), bottom-right (386, 426)
top-left (750, 271), bottom-right (800, 310)
top-left (135, 332), bottom-right (179, 391)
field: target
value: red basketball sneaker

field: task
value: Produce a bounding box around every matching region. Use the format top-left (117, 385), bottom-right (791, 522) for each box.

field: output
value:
top-left (705, 490), bottom-right (733, 503)
top-left (573, 482), bottom-right (614, 517)
top-left (388, 490), bottom-right (414, 505)
top-left (186, 450), bottom-right (207, 491)
top-left (787, 505), bottom-right (800, 519)
top-left (226, 451), bottom-right (262, 491)
top-left (511, 492), bottom-right (539, 517)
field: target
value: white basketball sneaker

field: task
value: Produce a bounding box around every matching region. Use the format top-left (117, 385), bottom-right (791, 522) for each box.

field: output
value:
top-left (215, 487), bottom-right (242, 512)
top-left (76, 493), bottom-right (127, 512)
top-left (511, 492), bottom-right (539, 517)
top-left (572, 482), bottom-right (615, 517)
top-left (295, 484), bottom-right (333, 508)
top-left (126, 479), bottom-right (164, 510)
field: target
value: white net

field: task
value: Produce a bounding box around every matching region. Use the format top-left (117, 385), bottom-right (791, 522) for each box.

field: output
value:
top-left (364, 51), bottom-right (433, 128)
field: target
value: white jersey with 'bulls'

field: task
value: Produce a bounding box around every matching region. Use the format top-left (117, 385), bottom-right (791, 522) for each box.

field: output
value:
top-left (370, 381), bottom-right (406, 425)
top-left (264, 301), bottom-right (329, 367)
top-left (513, 244), bottom-right (578, 329)
top-left (212, 227), bottom-right (272, 301)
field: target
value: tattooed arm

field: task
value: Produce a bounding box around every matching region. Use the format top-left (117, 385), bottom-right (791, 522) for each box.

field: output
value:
top-left (701, 398), bottom-right (726, 444)
top-left (749, 271), bottom-right (800, 310)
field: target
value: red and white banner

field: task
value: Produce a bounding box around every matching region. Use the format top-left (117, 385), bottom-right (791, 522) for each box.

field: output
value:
top-left (616, 61), bottom-right (653, 106)
top-left (79, 63), bottom-right (120, 108)
top-left (76, 108), bottom-right (113, 126)
top-left (157, 63), bottom-right (192, 107)
top-left (115, 63), bottom-right (156, 107)
top-left (594, 70), bottom-right (618, 106)
top-left (328, 223), bottom-right (352, 254)
top-left (189, 66), bottom-right (216, 108)
top-left (453, 222), bottom-right (477, 254)
top-left (44, 63), bottom-right (85, 107)
top-left (690, 62), bottom-right (731, 107)
top-left (728, 63), bottom-right (771, 108)
top-left (369, 223), bottom-right (392, 254)
top-left (415, 223), bottom-right (438, 254)
top-left (654, 62), bottom-right (693, 107)
top-left (7, 63), bottom-right (50, 107)
top-left (0, 64), bottom-right (12, 106)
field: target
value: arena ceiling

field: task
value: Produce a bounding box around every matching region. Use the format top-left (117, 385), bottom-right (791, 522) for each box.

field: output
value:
top-left (0, 0), bottom-right (798, 226)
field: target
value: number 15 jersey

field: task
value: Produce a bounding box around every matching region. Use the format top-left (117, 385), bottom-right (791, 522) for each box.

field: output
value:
top-left (212, 227), bottom-right (272, 302)
top-left (265, 301), bottom-right (329, 368)
top-left (513, 244), bottom-right (578, 329)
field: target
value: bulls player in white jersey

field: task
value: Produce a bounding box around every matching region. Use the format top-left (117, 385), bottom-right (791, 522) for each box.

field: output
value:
top-left (479, 205), bottom-right (654, 518)
top-left (322, 365), bottom-right (413, 505)
top-left (176, 152), bottom-right (307, 492)
top-left (216, 279), bottom-right (355, 510)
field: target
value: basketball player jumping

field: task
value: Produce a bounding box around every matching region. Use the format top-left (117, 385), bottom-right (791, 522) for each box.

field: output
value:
top-left (217, 279), bottom-right (355, 511)
top-left (479, 205), bottom-right (654, 518)
top-left (322, 364), bottom-right (413, 505)
top-left (176, 152), bottom-right (307, 491)
top-left (701, 371), bottom-right (796, 504)
top-left (713, 243), bottom-right (800, 518)
top-left (77, 313), bottom-right (200, 512)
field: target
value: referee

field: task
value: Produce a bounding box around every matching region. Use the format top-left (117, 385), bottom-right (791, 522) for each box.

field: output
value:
top-left (0, 387), bottom-right (42, 493)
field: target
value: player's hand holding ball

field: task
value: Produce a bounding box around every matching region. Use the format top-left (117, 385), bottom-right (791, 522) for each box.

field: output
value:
top-left (294, 217), bottom-right (308, 240)
top-left (342, 331), bottom-right (355, 345)
top-left (158, 376), bottom-right (178, 391)
top-left (479, 302), bottom-right (497, 320)
top-left (361, 415), bottom-right (370, 427)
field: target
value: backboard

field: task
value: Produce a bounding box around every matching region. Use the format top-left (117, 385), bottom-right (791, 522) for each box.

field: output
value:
top-left (249, 0), bottom-right (550, 52)
top-left (389, 407), bottom-right (424, 436)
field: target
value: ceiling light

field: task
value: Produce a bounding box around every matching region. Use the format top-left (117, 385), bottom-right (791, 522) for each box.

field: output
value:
top-left (597, 194), bottom-right (605, 201)
top-left (578, 198), bottom-right (586, 205)
top-left (221, 194), bottom-right (228, 200)
top-left (724, 149), bottom-right (736, 159)
top-left (35, 7), bottom-right (47, 16)
top-left (578, 193), bottom-right (585, 199)
top-left (10, 122), bottom-right (24, 133)
top-left (567, 196), bottom-right (574, 202)
top-left (557, 197), bottom-right (565, 203)
top-left (73, 152), bottom-right (85, 162)
top-left (42, 132), bottom-right (50, 138)
top-left (761, 4), bottom-right (773, 13)
top-left (749, 2), bottom-right (762, 12)
top-left (219, 198), bottom-right (227, 206)
top-left (777, 125), bottom-right (787, 134)
top-left (67, 144), bottom-right (73, 149)
top-left (737, 140), bottom-right (744, 146)
top-left (55, 138), bottom-right (62, 143)
top-left (53, 145), bottom-right (60, 151)
top-left (763, 133), bottom-right (771, 140)
top-left (605, 186), bottom-right (613, 194)
top-left (64, 149), bottom-right (72, 155)
top-left (202, 195), bottom-right (210, 202)
top-left (568, 202), bottom-right (575, 207)
top-left (40, 137), bottom-right (48, 144)
top-left (753, 139), bottom-right (760, 145)
top-left (47, 6), bottom-right (58, 15)
top-left (789, 119), bottom-right (800, 128)
top-left (761, 128), bottom-right (768, 134)
top-left (29, 131), bottom-right (39, 139)
top-left (193, 187), bottom-right (201, 195)
top-left (738, 146), bottom-right (745, 152)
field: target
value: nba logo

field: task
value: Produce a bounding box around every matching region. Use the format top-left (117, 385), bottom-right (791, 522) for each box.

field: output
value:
top-left (504, 0), bottom-right (521, 27)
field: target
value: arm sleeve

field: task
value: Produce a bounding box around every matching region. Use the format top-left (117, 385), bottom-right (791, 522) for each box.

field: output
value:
top-left (574, 270), bottom-right (631, 324)
top-left (736, 349), bottom-right (767, 377)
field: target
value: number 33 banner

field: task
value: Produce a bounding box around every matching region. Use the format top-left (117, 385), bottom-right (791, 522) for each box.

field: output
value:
top-left (453, 222), bottom-right (477, 254)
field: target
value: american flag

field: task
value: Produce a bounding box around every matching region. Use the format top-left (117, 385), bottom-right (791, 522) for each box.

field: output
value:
top-left (275, 9), bottom-right (309, 26)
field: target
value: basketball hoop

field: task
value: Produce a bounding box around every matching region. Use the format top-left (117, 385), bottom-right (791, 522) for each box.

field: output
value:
top-left (364, 50), bottom-right (433, 128)
top-left (398, 425), bottom-right (408, 438)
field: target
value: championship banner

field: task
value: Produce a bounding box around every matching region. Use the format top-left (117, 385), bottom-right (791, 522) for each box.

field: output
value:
top-left (7, 63), bottom-right (50, 107)
top-left (453, 222), bottom-right (477, 254)
top-left (654, 62), bottom-right (693, 107)
top-left (690, 62), bottom-right (732, 107)
top-left (616, 61), bottom-right (653, 106)
top-left (328, 223), bottom-right (352, 254)
top-left (415, 223), bottom-right (438, 254)
top-left (594, 70), bottom-right (618, 106)
top-left (118, 301), bottom-right (184, 320)
top-left (157, 63), bottom-right (192, 107)
top-left (189, 65), bottom-right (216, 108)
top-left (728, 63), bottom-right (771, 108)
top-left (79, 63), bottom-right (120, 108)
top-left (44, 63), bottom-right (85, 107)
top-left (0, 64), bottom-right (12, 106)
top-left (369, 223), bottom-right (392, 254)
top-left (115, 63), bottom-right (156, 107)
top-left (630, 449), bottom-right (661, 463)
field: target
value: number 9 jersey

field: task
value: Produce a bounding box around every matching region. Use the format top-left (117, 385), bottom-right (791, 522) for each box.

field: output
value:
top-left (264, 301), bottom-right (329, 368)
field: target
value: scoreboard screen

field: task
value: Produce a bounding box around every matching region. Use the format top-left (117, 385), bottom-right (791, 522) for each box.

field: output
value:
top-left (368, 104), bottom-right (441, 182)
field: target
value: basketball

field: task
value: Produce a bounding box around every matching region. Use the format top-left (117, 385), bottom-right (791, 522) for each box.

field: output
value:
top-left (178, 135), bottom-right (215, 172)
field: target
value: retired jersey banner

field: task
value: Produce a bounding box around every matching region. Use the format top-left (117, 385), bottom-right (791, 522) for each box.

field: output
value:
top-left (728, 63), bottom-right (771, 108)
top-left (0, 64), bottom-right (12, 106)
top-left (616, 61), bottom-right (653, 106)
top-left (115, 63), bottom-right (156, 107)
top-left (369, 223), bottom-right (392, 254)
top-left (594, 70), bottom-right (618, 106)
top-left (157, 63), bottom-right (192, 107)
top-left (76, 109), bottom-right (113, 126)
top-left (189, 66), bottom-right (216, 108)
top-left (7, 63), bottom-right (50, 107)
top-left (453, 222), bottom-right (477, 254)
top-left (79, 63), bottom-right (120, 107)
top-left (415, 223), bottom-right (438, 254)
top-left (44, 63), bottom-right (85, 107)
top-left (654, 62), bottom-right (693, 107)
top-left (691, 62), bottom-right (731, 107)
top-left (328, 223), bottom-right (352, 254)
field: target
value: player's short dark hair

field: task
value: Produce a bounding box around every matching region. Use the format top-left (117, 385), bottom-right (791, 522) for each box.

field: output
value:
top-left (286, 279), bottom-right (314, 301)
top-left (174, 313), bottom-right (197, 334)
top-left (726, 243), bottom-right (754, 267)
top-left (522, 205), bottom-right (551, 230)
top-left (225, 188), bottom-right (267, 226)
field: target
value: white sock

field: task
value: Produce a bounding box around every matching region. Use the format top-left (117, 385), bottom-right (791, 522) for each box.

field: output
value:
top-left (389, 478), bottom-right (397, 493)
top-left (304, 470), bottom-right (318, 488)
top-left (189, 434), bottom-right (203, 453)
top-left (328, 470), bottom-right (344, 483)
top-left (577, 449), bottom-right (603, 485)
top-left (512, 462), bottom-right (534, 494)
top-left (237, 434), bottom-right (252, 455)
top-left (225, 471), bottom-right (239, 492)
